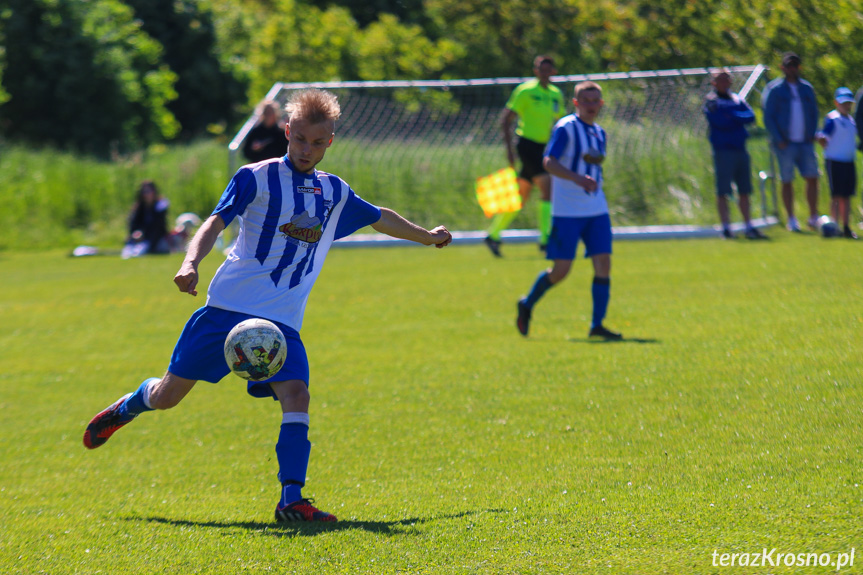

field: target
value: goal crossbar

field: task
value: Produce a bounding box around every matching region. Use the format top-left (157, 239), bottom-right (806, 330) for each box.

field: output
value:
top-left (227, 65), bottom-right (776, 245)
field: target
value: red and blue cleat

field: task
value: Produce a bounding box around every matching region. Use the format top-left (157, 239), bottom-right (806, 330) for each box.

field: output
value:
top-left (83, 394), bottom-right (135, 449)
top-left (275, 499), bottom-right (337, 522)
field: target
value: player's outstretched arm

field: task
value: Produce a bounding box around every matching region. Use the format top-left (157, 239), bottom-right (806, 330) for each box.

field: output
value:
top-left (371, 208), bottom-right (452, 248)
top-left (174, 214), bottom-right (226, 296)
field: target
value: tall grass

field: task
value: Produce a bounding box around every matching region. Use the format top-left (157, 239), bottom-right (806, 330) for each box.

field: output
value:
top-left (0, 133), bottom-right (827, 252)
top-left (0, 141), bottom-right (231, 250)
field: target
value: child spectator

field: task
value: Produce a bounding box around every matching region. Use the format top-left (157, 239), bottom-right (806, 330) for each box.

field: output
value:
top-left (816, 87), bottom-right (858, 239)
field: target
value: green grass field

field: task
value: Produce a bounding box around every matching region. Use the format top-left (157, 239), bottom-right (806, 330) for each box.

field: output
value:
top-left (2, 232), bottom-right (862, 574)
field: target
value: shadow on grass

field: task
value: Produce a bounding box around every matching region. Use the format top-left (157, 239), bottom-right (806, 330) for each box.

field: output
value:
top-left (125, 509), bottom-right (504, 538)
top-left (569, 337), bottom-right (661, 345)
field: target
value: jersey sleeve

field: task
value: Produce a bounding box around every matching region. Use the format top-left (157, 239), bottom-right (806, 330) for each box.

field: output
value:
top-left (211, 168), bottom-right (258, 227)
top-left (334, 190), bottom-right (382, 240)
top-left (821, 115), bottom-right (836, 136)
top-left (544, 121), bottom-right (570, 159)
top-left (505, 84), bottom-right (527, 115)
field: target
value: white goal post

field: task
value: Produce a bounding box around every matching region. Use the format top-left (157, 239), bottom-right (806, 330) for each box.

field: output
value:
top-left (228, 65), bottom-right (776, 244)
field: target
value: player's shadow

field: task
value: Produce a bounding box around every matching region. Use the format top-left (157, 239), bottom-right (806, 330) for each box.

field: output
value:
top-left (127, 509), bottom-right (503, 538)
top-left (569, 336), bottom-right (660, 345)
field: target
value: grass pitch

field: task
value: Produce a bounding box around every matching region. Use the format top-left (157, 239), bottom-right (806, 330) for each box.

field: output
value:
top-left (1, 231), bottom-right (862, 574)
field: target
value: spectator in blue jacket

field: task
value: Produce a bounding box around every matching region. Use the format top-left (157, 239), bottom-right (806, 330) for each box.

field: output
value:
top-left (703, 70), bottom-right (766, 239)
top-left (762, 52), bottom-right (820, 232)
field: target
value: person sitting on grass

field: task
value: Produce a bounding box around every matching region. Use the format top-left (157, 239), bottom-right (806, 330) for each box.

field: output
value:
top-left (123, 180), bottom-right (170, 258)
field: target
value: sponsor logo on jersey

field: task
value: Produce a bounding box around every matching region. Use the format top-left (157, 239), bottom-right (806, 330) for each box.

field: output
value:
top-left (298, 186), bottom-right (322, 195)
top-left (279, 211), bottom-right (323, 244)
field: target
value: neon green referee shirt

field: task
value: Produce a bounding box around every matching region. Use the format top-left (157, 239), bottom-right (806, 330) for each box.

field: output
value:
top-left (505, 79), bottom-right (565, 144)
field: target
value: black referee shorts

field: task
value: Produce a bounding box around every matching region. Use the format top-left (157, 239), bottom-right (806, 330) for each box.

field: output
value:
top-left (516, 137), bottom-right (548, 181)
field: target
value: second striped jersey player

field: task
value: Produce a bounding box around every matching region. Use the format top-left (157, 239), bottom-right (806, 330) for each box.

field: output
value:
top-left (516, 81), bottom-right (622, 340)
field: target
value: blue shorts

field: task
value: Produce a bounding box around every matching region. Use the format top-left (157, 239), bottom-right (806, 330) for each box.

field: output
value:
top-left (713, 149), bottom-right (752, 196)
top-left (168, 306), bottom-right (310, 400)
top-left (546, 214), bottom-right (612, 261)
top-left (774, 142), bottom-right (820, 182)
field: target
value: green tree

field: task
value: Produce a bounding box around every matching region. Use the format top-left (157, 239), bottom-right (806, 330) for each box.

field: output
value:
top-left (424, 0), bottom-right (599, 78)
top-left (238, 0), bottom-right (360, 99)
top-left (322, 0), bottom-right (426, 28)
top-left (0, 7), bottom-right (9, 108)
top-left (356, 14), bottom-right (464, 81)
top-left (748, 0), bottom-right (863, 111)
top-left (121, 0), bottom-right (247, 139)
top-left (0, 0), bottom-right (178, 156)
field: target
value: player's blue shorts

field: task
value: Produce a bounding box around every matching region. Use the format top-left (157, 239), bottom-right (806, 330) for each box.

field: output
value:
top-left (168, 306), bottom-right (309, 400)
top-left (546, 214), bottom-right (613, 261)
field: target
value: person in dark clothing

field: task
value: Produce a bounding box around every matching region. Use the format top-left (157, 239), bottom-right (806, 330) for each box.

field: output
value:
top-left (242, 100), bottom-right (287, 163)
top-left (123, 180), bottom-right (170, 258)
top-left (703, 70), bottom-right (766, 239)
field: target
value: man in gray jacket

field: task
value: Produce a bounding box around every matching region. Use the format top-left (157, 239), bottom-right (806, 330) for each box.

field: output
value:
top-left (762, 52), bottom-right (820, 232)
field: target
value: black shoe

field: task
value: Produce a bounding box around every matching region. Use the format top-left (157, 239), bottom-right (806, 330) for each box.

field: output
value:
top-left (589, 325), bottom-right (622, 340)
top-left (744, 227), bottom-right (767, 240)
top-left (538, 243), bottom-right (547, 253)
top-left (844, 226), bottom-right (858, 239)
top-left (722, 228), bottom-right (735, 239)
top-left (516, 299), bottom-right (531, 336)
top-left (484, 236), bottom-right (502, 257)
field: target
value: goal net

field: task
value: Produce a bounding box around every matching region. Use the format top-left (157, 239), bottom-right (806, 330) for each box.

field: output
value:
top-left (229, 66), bottom-right (772, 236)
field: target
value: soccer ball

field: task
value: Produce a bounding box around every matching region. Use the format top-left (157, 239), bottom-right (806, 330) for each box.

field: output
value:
top-left (224, 319), bottom-right (287, 381)
top-left (817, 215), bottom-right (840, 238)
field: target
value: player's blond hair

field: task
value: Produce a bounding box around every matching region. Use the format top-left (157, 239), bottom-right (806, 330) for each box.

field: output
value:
top-left (574, 81), bottom-right (602, 100)
top-left (284, 89), bottom-right (341, 125)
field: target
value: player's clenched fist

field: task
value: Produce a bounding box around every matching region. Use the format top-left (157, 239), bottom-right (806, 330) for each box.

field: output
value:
top-left (429, 226), bottom-right (453, 248)
top-left (174, 262), bottom-right (200, 296)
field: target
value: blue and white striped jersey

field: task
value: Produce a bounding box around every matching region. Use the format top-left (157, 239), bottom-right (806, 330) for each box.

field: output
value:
top-left (205, 156), bottom-right (381, 331)
top-left (544, 114), bottom-right (609, 217)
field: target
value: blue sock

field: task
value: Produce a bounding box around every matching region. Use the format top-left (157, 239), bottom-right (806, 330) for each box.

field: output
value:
top-left (118, 378), bottom-right (158, 418)
top-left (591, 277), bottom-right (611, 328)
top-left (276, 414), bottom-right (311, 506)
top-left (524, 271), bottom-right (553, 308)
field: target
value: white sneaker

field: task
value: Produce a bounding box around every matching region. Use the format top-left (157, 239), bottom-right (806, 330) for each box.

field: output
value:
top-left (807, 216), bottom-right (819, 230)
top-left (786, 217), bottom-right (801, 232)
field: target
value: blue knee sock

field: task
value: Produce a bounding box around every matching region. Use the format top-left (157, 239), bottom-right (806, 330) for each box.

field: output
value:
top-left (118, 378), bottom-right (158, 418)
top-left (276, 413), bottom-right (311, 505)
top-left (591, 277), bottom-right (610, 328)
top-left (524, 270), bottom-right (553, 308)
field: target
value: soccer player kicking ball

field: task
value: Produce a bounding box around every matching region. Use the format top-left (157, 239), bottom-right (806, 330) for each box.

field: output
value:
top-left (516, 81), bottom-right (621, 340)
top-left (83, 89), bottom-right (453, 523)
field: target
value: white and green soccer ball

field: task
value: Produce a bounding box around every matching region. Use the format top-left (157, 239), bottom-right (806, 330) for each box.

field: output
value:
top-left (224, 318), bottom-right (287, 381)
